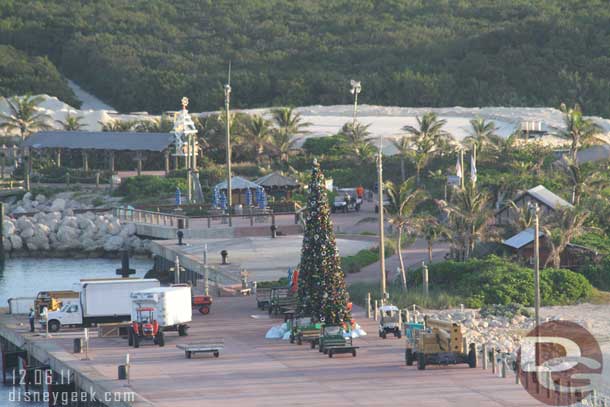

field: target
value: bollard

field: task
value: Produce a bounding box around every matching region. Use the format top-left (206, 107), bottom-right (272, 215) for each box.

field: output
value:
top-left (73, 338), bottom-right (83, 354)
top-left (118, 365), bottom-right (127, 380)
top-left (491, 348), bottom-right (496, 374)
top-left (422, 262), bottom-right (429, 296)
top-left (515, 360), bottom-right (520, 384)
top-left (482, 344), bottom-right (488, 369)
top-left (374, 300), bottom-right (378, 321)
top-left (501, 357), bottom-right (507, 378)
top-left (462, 338), bottom-right (468, 354)
top-left (366, 293), bottom-right (371, 319)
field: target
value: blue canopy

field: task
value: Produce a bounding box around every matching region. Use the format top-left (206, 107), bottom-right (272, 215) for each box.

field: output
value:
top-left (245, 188), bottom-right (252, 206)
top-left (219, 191), bottom-right (228, 210)
top-left (212, 187), bottom-right (220, 208)
top-left (175, 187), bottom-right (182, 206)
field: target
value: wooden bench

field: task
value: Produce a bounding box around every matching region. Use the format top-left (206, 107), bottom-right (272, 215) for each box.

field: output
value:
top-left (297, 328), bottom-right (320, 348)
top-left (269, 296), bottom-right (297, 316)
top-left (177, 339), bottom-right (224, 359)
top-left (256, 288), bottom-right (272, 310)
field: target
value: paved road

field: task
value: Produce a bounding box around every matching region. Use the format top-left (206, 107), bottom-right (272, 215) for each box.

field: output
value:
top-left (20, 296), bottom-right (542, 407)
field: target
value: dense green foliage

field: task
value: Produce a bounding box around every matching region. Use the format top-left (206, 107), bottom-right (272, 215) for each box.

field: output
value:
top-left (2, 1), bottom-right (610, 114)
top-left (115, 175), bottom-right (186, 201)
top-left (0, 45), bottom-right (79, 106)
top-left (349, 282), bottom-right (464, 310)
top-left (580, 258), bottom-right (610, 291)
top-left (406, 256), bottom-right (592, 307)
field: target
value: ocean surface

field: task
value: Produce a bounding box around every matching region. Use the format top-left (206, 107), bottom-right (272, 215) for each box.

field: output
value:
top-left (0, 256), bottom-right (153, 406)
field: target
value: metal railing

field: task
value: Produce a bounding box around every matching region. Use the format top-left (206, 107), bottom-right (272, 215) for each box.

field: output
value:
top-left (113, 207), bottom-right (190, 228)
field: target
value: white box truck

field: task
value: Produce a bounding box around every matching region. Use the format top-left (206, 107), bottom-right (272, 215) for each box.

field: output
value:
top-left (46, 279), bottom-right (160, 332)
top-left (128, 286), bottom-right (192, 347)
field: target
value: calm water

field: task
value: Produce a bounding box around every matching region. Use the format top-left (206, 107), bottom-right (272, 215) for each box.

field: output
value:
top-left (0, 256), bottom-right (153, 406)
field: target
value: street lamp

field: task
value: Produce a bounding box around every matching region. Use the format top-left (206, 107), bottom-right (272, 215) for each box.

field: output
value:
top-left (528, 202), bottom-right (541, 328)
top-left (377, 135), bottom-right (387, 301)
top-left (350, 80), bottom-right (362, 125)
top-left (224, 65), bottom-right (233, 226)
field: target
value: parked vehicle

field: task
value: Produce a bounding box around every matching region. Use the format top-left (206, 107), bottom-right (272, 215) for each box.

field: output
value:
top-left (46, 279), bottom-right (160, 332)
top-left (331, 188), bottom-right (362, 213)
top-left (379, 305), bottom-right (402, 338)
top-left (128, 286), bottom-right (192, 347)
top-left (35, 290), bottom-right (80, 316)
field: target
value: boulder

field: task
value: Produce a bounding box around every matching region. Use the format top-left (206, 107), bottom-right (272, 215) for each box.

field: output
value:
top-left (35, 194), bottom-right (46, 203)
top-left (22, 192), bottom-right (32, 201)
top-left (3, 237), bottom-right (11, 251)
top-left (103, 235), bottom-right (124, 251)
top-left (57, 225), bottom-right (79, 243)
top-left (20, 227), bottom-right (35, 239)
top-left (12, 206), bottom-right (26, 214)
top-left (16, 217), bottom-right (33, 231)
top-left (77, 216), bottom-right (96, 231)
top-left (3, 220), bottom-right (16, 236)
top-left (61, 216), bottom-right (78, 229)
top-left (107, 219), bottom-right (122, 235)
top-left (9, 234), bottom-right (23, 250)
top-left (50, 198), bottom-right (66, 211)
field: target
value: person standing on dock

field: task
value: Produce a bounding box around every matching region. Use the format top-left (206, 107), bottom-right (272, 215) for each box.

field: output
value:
top-left (28, 308), bottom-right (35, 332)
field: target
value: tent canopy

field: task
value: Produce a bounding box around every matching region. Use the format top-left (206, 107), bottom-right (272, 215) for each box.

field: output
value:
top-left (214, 176), bottom-right (259, 190)
top-left (255, 171), bottom-right (299, 189)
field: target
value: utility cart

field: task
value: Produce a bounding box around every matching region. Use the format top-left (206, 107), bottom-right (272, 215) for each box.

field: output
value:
top-left (319, 325), bottom-right (358, 357)
top-left (177, 338), bottom-right (224, 359)
top-left (407, 318), bottom-right (476, 370)
top-left (379, 305), bottom-right (402, 339)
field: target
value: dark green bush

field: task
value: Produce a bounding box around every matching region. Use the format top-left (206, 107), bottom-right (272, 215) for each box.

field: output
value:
top-left (578, 258), bottom-right (610, 291)
top-left (115, 176), bottom-right (186, 200)
top-left (408, 256), bottom-right (592, 307)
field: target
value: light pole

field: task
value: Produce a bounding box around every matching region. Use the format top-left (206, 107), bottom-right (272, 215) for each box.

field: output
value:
top-left (377, 135), bottom-right (387, 300)
top-left (532, 202), bottom-right (540, 328)
top-left (350, 80), bottom-right (362, 126)
top-left (224, 71), bottom-right (233, 226)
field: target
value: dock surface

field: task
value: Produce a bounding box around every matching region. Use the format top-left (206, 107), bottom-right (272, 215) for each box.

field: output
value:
top-left (2, 297), bottom-right (544, 406)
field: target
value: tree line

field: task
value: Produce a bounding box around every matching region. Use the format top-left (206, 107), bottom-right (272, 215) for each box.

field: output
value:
top-left (1, 1), bottom-right (610, 115)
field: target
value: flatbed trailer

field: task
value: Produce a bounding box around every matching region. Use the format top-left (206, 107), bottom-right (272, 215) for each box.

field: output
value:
top-left (177, 339), bottom-right (224, 359)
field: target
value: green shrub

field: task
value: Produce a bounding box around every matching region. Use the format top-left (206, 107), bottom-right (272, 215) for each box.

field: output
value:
top-left (407, 255), bottom-right (592, 307)
top-left (256, 277), bottom-right (289, 288)
top-left (340, 242), bottom-right (395, 274)
top-left (579, 258), bottom-right (610, 291)
top-left (115, 176), bottom-right (186, 200)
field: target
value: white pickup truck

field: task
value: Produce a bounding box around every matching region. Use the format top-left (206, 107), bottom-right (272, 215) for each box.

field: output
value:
top-left (46, 279), bottom-right (160, 332)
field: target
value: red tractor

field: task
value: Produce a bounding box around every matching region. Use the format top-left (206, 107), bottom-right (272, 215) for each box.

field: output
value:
top-left (128, 307), bottom-right (164, 348)
top-left (193, 295), bottom-right (212, 315)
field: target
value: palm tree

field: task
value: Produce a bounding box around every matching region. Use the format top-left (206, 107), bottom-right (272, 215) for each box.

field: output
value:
top-left (542, 208), bottom-right (590, 268)
top-left (417, 216), bottom-right (447, 264)
top-left (55, 113), bottom-right (87, 131)
top-left (100, 119), bottom-right (137, 132)
top-left (391, 136), bottom-right (410, 181)
top-left (339, 121), bottom-right (375, 162)
top-left (463, 118), bottom-right (500, 158)
top-left (402, 112), bottom-right (452, 185)
top-left (558, 103), bottom-right (603, 162)
top-left (270, 107), bottom-right (311, 165)
top-left (0, 95), bottom-right (52, 140)
top-left (243, 115), bottom-right (274, 165)
top-left (447, 184), bottom-right (492, 260)
top-left (384, 177), bottom-right (427, 290)
top-left (135, 114), bottom-right (174, 133)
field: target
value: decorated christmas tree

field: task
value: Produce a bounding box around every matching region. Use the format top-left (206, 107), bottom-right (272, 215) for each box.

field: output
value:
top-left (297, 160), bottom-right (351, 326)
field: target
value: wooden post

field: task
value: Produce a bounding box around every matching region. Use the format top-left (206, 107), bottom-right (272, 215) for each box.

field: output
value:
top-left (374, 300), bottom-right (378, 321)
top-left (108, 151), bottom-right (115, 172)
top-left (491, 348), bottom-right (496, 374)
top-left (164, 150), bottom-right (170, 175)
top-left (366, 292), bottom-right (371, 318)
top-left (546, 371), bottom-right (552, 398)
top-left (482, 344), bottom-right (488, 369)
top-left (501, 357), bottom-right (507, 378)
top-left (1, 145), bottom-right (6, 179)
top-left (422, 261), bottom-right (429, 296)
top-left (95, 172), bottom-right (100, 189)
top-left (515, 360), bottom-right (520, 384)
top-left (192, 136), bottom-right (197, 169)
top-left (0, 202), bottom-right (4, 263)
top-left (82, 151), bottom-right (89, 171)
top-left (66, 172), bottom-right (70, 186)
top-left (56, 149), bottom-right (61, 167)
top-left (136, 152), bottom-right (143, 176)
